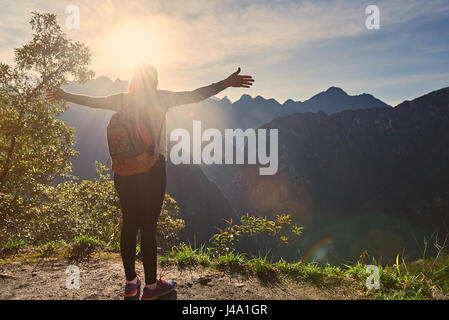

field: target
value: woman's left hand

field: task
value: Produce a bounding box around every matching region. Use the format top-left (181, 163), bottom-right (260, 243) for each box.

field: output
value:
top-left (224, 67), bottom-right (255, 88)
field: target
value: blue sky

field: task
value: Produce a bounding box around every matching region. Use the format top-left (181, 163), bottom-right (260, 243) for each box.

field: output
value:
top-left (1, 0), bottom-right (449, 105)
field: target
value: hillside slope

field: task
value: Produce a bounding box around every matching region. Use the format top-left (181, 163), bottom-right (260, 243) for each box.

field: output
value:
top-left (218, 87), bottom-right (449, 263)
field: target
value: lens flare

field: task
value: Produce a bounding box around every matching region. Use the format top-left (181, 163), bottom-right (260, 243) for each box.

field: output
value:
top-left (302, 236), bottom-right (333, 262)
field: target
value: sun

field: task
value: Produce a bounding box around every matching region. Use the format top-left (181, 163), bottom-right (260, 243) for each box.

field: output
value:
top-left (103, 21), bottom-right (169, 76)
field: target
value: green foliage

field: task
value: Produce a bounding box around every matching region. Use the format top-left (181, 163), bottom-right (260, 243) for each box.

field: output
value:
top-left (196, 244), bottom-right (212, 266)
top-left (6, 161), bottom-right (185, 250)
top-left (275, 259), bottom-right (333, 286)
top-left (171, 243), bottom-right (202, 269)
top-left (216, 251), bottom-right (248, 274)
top-left (160, 243), bottom-right (446, 299)
top-left (168, 243), bottom-right (212, 269)
top-left (69, 234), bottom-right (104, 260)
top-left (403, 236), bottom-right (449, 296)
top-left (209, 213), bottom-right (303, 256)
top-left (107, 240), bottom-right (120, 253)
top-left (135, 245), bottom-right (141, 259)
top-left (157, 195), bottom-right (186, 250)
top-left (0, 240), bottom-right (27, 257)
top-left (39, 240), bottom-right (66, 258)
top-left (0, 12), bottom-right (94, 242)
top-left (250, 253), bottom-right (277, 282)
top-left (343, 255), bottom-right (438, 300)
top-left (29, 162), bottom-right (121, 245)
top-left (417, 256), bottom-right (449, 295)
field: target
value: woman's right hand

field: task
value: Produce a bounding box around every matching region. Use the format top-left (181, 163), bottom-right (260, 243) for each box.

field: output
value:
top-left (45, 87), bottom-right (66, 102)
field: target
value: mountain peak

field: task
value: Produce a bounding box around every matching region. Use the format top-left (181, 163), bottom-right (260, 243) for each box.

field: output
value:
top-left (235, 94), bottom-right (253, 103)
top-left (325, 86), bottom-right (348, 95)
top-left (283, 98), bottom-right (301, 107)
top-left (220, 96), bottom-right (231, 104)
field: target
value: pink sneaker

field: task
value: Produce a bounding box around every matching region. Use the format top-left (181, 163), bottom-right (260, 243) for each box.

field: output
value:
top-left (141, 278), bottom-right (175, 300)
top-left (124, 274), bottom-right (141, 300)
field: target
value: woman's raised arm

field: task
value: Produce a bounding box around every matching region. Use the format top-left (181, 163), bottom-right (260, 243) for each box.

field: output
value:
top-left (45, 87), bottom-right (125, 111)
top-left (159, 67), bottom-right (254, 108)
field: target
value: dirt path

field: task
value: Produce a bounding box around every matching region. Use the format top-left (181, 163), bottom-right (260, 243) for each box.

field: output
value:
top-left (0, 258), bottom-right (367, 300)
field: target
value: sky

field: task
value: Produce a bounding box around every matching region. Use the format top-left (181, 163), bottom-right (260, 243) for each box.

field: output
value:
top-left (1, 0), bottom-right (449, 106)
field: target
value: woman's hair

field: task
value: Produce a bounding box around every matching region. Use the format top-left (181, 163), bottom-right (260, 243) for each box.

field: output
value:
top-left (129, 63), bottom-right (158, 93)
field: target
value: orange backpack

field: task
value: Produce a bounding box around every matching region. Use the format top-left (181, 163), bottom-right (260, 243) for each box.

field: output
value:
top-left (107, 105), bottom-right (161, 176)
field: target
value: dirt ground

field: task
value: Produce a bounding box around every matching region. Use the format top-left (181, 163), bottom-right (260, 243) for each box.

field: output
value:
top-left (0, 257), bottom-right (368, 300)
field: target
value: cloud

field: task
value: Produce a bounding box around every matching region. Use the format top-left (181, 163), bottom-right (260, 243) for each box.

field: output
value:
top-left (1, 0), bottom-right (449, 104)
top-left (4, 0), bottom-right (447, 71)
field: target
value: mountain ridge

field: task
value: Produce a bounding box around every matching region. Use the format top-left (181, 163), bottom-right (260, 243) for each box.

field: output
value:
top-left (218, 85), bottom-right (449, 263)
top-left (66, 75), bottom-right (390, 113)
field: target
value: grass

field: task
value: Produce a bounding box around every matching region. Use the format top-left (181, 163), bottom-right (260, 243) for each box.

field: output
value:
top-left (250, 253), bottom-right (278, 283)
top-left (164, 244), bottom-right (448, 300)
top-left (69, 235), bottom-right (105, 260)
top-left (0, 240), bottom-right (28, 257)
top-left (1, 240), bottom-right (447, 300)
top-left (405, 255), bottom-right (449, 296)
top-left (171, 243), bottom-right (199, 268)
top-left (343, 259), bottom-right (440, 300)
top-left (216, 251), bottom-right (249, 275)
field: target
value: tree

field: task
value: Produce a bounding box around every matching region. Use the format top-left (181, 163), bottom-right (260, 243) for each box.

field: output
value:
top-left (0, 12), bottom-right (94, 241)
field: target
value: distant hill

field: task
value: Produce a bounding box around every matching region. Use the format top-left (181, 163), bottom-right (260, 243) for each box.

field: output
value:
top-left (294, 86), bottom-right (390, 113)
top-left (167, 85), bottom-right (390, 134)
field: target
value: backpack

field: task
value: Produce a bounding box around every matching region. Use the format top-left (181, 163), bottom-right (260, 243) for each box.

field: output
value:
top-left (107, 105), bottom-right (161, 176)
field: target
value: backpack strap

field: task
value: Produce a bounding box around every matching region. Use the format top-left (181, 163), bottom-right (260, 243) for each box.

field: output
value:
top-left (152, 117), bottom-right (164, 157)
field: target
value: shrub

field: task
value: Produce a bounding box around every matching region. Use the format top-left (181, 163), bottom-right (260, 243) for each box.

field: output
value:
top-left (209, 213), bottom-right (303, 256)
top-left (69, 235), bottom-right (104, 260)
top-left (4, 162), bottom-right (185, 251)
top-left (157, 195), bottom-right (185, 250)
top-left (29, 162), bottom-right (121, 245)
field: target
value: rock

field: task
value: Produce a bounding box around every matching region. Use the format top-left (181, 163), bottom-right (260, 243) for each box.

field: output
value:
top-left (198, 276), bottom-right (212, 286)
top-left (0, 273), bottom-right (15, 279)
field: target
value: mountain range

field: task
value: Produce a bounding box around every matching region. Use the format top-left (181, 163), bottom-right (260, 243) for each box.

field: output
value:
top-left (59, 76), bottom-right (448, 263)
top-left (221, 87), bottom-right (449, 263)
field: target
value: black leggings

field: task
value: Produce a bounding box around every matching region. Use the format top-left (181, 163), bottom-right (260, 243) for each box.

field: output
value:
top-left (113, 156), bottom-right (166, 284)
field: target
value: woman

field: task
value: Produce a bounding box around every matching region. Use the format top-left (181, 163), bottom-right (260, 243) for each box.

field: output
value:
top-left (45, 64), bottom-right (254, 300)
